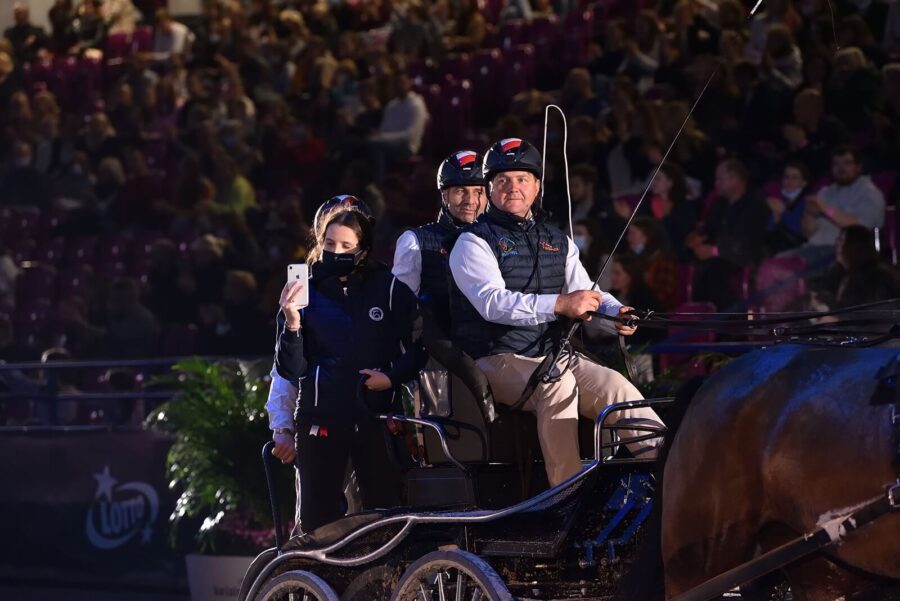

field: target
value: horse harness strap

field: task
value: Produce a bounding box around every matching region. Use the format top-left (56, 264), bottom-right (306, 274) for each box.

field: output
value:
top-left (671, 481), bottom-right (900, 601)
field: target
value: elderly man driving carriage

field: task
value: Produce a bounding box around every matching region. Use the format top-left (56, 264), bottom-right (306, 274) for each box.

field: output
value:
top-left (448, 138), bottom-right (664, 486)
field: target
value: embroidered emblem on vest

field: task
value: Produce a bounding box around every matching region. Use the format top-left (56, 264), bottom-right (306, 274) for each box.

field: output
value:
top-left (498, 236), bottom-right (518, 257)
top-left (540, 240), bottom-right (560, 252)
top-left (369, 307), bottom-right (384, 321)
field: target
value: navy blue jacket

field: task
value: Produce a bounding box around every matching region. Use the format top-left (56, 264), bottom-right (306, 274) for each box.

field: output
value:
top-left (274, 261), bottom-right (425, 425)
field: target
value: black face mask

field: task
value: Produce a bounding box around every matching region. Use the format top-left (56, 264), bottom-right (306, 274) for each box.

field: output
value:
top-left (319, 250), bottom-right (361, 278)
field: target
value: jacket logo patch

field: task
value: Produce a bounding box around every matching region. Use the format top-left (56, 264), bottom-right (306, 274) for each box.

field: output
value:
top-left (540, 240), bottom-right (560, 252)
top-left (439, 247), bottom-right (448, 256)
top-left (497, 236), bottom-right (518, 257)
top-left (309, 425), bottom-right (329, 437)
top-left (369, 307), bottom-right (384, 321)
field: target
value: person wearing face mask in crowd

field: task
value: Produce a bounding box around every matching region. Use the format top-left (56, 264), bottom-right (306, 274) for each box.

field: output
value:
top-left (265, 196), bottom-right (426, 537)
top-left (392, 150), bottom-right (487, 337)
top-left (572, 218), bottom-right (612, 292)
top-left (627, 217), bottom-right (678, 311)
top-left (765, 161), bottom-right (810, 254)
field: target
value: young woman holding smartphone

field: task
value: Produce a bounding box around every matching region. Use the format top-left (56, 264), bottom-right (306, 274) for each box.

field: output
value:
top-left (265, 195), bottom-right (425, 536)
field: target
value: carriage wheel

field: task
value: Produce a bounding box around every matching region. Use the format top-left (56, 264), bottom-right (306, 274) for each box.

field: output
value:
top-left (340, 564), bottom-right (400, 601)
top-left (255, 569), bottom-right (340, 601)
top-left (390, 550), bottom-right (513, 601)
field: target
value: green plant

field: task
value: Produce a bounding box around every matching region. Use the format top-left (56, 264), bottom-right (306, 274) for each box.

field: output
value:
top-left (145, 357), bottom-right (295, 554)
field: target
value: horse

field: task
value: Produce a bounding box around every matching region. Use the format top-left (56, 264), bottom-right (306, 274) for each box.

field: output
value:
top-left (620, 344), bottom-right (900, 600)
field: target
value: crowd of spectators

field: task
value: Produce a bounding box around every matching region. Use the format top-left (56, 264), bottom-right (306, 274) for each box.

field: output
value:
top-left (1, 0), bottom-right (899, 381)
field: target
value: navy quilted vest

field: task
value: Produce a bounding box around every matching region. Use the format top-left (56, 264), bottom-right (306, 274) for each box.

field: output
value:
top-left (449, 206), bottom-right (568, 359)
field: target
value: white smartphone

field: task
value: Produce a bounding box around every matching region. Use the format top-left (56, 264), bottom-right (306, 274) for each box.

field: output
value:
top-left (287, 263), bottom-right (310, 308)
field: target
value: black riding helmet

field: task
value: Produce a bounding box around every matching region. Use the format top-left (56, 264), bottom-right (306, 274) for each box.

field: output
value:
top-left (482, 138), bottom-right (543, 183)
top-left (436, 150), bottom-right (485, 190)
top-left (313, 195), bottom-right (374, 234)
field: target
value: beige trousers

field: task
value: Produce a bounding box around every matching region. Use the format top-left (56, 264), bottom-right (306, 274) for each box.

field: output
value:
top-left (477, 352), bottom-right (662, 487)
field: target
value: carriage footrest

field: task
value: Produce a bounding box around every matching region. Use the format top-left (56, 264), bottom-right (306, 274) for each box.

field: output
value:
top-left (406, 463), bottom-right (522, 509)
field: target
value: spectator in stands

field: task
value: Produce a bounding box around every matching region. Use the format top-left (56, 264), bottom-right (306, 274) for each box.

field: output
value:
top-left (4, 3), bottom-right (48, 63)
top-left (0, 51), bottom-right (17, 110)
top-left (688, 158), bottom-right (771, 309)
top-left (0, 246), bottom-right (18, 312)
top-left (761, 24), bottom-right (803, 91)
top-left (826, 47), bottom-right (883, 134)
top-left (62, 278), bottom-right (160, 358)
top-left (1, 140), bottom-right (50, 206)
top-left (71, 0), bottom-right (106, 54)
top-left (629, 217), bottom-right (679, 310)
top-left (81, 111), bottom-right (120, 165)
top-left (745, 0), bottom-right (801, 64)
top-left (198, 269), bottom-right (269, 355)
top-left (153, 9), bottom-right (193, 61)
top-left (782, 87), bottom-right (849, 179)
top-left (48, 0), bottom-right (76, 54)
top-left (620, 10), bottom-right (670, 89)
top-left (572, 218), bottom-right (611, 288)
top-left (765, 161), bottom-right (810, 254)
top-left (367, 72), bottom-right (428, 182)
top-left (797, 146), bottom-right (885, 271)
top-left (608, 254), bottom-right (663, 345)
top-left (649, 162), bottom-right (697, 261)
top-left (101, 0), bottom-right (141, 36)
top-left (811, 225), bottom-right (900, 310)
top-left (558, 68), bottom-right (601, 119)
top-left (443, 0), bottom-right (486, 51)
top-left (211, 151), bottom-right (256, 216)
top-left (569, 163), bottom-right (602, 223)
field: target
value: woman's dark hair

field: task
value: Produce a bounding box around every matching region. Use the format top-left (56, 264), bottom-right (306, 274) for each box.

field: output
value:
top-left (308, 209), bottom-right (374, 266)
top-left (658, 162), bottom-right (688, 204)
top-left (784, 160), bottom-right (810, 184)
top-left (632, 216), bottom-right (669, 255)
top-left (613, 253), bottom-right (648, 294)
top-left (840, 225), bottom-right (878, 270)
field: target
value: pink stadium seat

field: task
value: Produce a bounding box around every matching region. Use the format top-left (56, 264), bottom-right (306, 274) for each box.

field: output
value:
top-left (471, 48), bottom-right (503, 126)
top-left (561, 9), bottom-right (593, 68)
top-left (6, 207), bottom-right (41, 242)
top-left (36, 237), bottom-right (66, 265)
top-left (527, 15), bottom-right (561, 83)
top-left (11, 239), bottom-right (38, 264)
top-left (97, 235), bottom-right (132, 266)
top-left (872, 171), bottom-right (898, 202)
top-left (57, 265), bottom-right (95, 299)
top-left (16, 265), bottom-right (58, 304)
top-left (65, 237), bottom-right (98, 266)
top-left (504, 44), bottom-right (536, 101)
top-left (440, 79), bottom-right (474, 151)
top-left (132, 26), bottom-right (153, 52)
top-left (104, 33), bottom-right (131, 60)
top-left (442, 53), bottom-right (472, 83)
top-left (497, 19), bottom-right (525, 51)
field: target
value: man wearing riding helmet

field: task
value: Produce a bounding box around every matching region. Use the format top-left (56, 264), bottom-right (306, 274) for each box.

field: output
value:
top-left (392, 150), bottom-right (487, 336)
top-left (448, 138), bottom-right (663, 487)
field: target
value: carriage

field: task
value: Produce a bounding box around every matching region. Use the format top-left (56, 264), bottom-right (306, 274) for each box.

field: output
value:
top-left (238, 309), bottom-right (900, 601)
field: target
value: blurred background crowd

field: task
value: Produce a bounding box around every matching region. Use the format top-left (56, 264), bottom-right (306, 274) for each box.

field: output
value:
top-left (1, 0), bottom-right (899, 420)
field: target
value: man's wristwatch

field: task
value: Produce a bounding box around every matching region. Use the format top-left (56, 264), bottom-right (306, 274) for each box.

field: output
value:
top-left (273, 428), bottom-right (294, 436)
